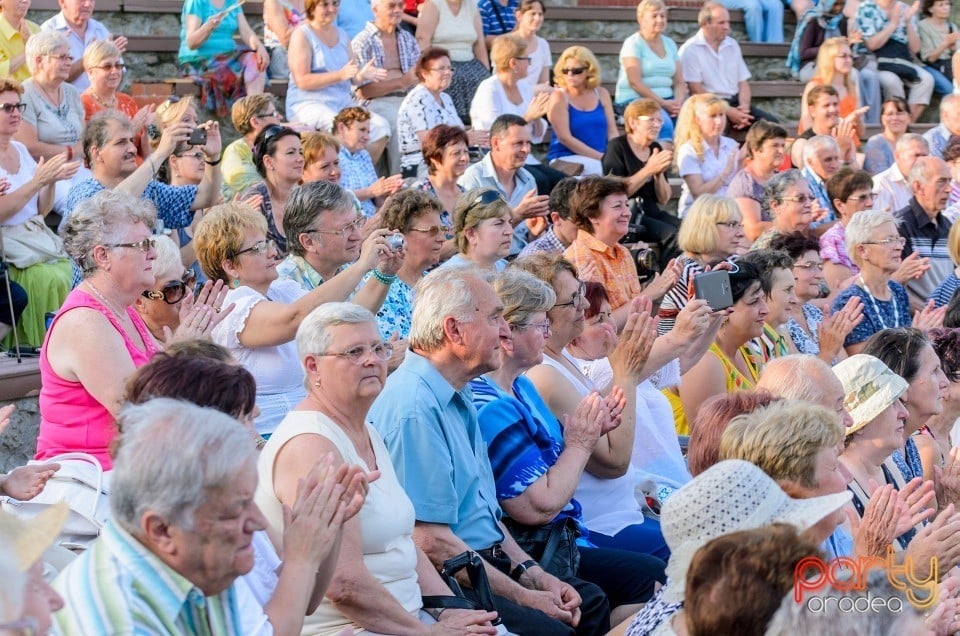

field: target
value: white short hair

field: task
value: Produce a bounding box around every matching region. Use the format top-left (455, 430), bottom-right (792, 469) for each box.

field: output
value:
top-left (25, 31), bottom-right (69, 75)
top-left (844, 209), bottom-right (896, 266)
top-left (757, 354), bottom-right (833, 403)
top-left (295, 302), bottom-right (376, 368)
top-left (410, 266), bottom-right (491, 352)
top-left (802, 135), bottom-right (839, 166)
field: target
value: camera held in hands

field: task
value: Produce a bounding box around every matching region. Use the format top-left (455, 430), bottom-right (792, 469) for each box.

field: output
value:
top-left (386, 234), bottom-right (405, 251)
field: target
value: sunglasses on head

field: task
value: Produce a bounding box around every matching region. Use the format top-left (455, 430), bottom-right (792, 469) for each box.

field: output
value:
top-left (141, 270), bottom-right (198, 304)
top-left (463, 189), bottom-right (504, 214)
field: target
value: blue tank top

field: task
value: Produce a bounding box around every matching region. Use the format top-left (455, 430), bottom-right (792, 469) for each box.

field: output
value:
top-left (548, 89), bottom-right (608, 161)
top-left (285, 25), bottom-right (353, 114)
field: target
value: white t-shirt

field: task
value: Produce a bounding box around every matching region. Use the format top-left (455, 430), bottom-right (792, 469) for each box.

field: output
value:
top-left (0, 141), bottom-right (39, 226)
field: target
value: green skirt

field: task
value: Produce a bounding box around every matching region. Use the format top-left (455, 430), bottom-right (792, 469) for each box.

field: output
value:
top-left (5, 259), bottom-right (71, 348)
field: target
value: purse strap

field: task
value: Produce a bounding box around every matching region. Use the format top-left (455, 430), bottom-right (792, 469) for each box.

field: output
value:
top-left (437, 550), bottom-right (503, 624)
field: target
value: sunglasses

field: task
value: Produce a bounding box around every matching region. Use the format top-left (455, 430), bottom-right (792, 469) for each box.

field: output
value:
top-left (561, 66), bottom-right (587, 75)
top-left (256, 124), bottom-right (296, 158)
top-left (94, 62), bottom-right (125, 72)
top-left (141, 271), bottom-right (198, 304)
top-left (0, 102), bottom-right (25, 114)
top-left (463, 189), bottom-right (504, 215)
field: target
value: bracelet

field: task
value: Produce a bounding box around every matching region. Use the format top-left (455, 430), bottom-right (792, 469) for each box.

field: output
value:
top-left (371, 269), bottom-right (396, 285)
top-left (205, 155), bottom-right (222, 166)
top-left (510, 559), bottom-right (538, 581)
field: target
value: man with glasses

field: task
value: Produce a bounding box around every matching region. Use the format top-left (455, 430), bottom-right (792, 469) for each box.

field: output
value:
top-left (874, 133), bottom-right (930, 214)
top-left (895, 156), bottom-right (955, 305)
top-left (352, 0), bottom-right (421, 175)
top-left (277, 180), bottom-right (402, 317)
top-left (222, 94), bottom-right (281, 200)
top-left (41, 0), bottom-right (122, 91)
top-left (460, 114), bottom-right (550, 255)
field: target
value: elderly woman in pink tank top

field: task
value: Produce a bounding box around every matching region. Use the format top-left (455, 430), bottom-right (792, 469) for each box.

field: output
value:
top-left (37, 190), bottom-right (229, 470)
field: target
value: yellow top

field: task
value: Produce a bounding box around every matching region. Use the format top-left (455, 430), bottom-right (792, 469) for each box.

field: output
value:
top-left (0, 15), bottom-right (40, 82)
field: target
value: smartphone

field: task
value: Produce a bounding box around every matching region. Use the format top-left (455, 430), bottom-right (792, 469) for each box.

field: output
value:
top-left (693, 270), bottom-right (733, 311)
top-left (188, 128), bottom-right (207, 146)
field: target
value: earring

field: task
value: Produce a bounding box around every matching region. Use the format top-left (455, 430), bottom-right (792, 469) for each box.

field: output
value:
top-left (232, 278), bottom-right (240, 287)
top-left (314, 378), bottom-right (321, 388)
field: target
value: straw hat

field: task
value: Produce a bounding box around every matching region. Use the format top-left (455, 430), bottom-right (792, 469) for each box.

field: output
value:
top-left (659, 459), bottom-right (851, 603)
top-left (832, 354), bottom-right (909, 436)
top-left (0, 502), bottom-right (68, 571)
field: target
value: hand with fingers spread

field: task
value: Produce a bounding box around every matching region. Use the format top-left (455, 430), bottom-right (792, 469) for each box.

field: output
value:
top-left (914, 300), bottom-right (947, 333)
top-left (893, 477), bottom-right (936, 537)
top-left (164, 279), bottom-right (235, 344)
top-left (893, 252), bottom-right (931, 283)
top-left (847, 483), bottom-right (898, 558)
top-left (332, 460), bottom-right (378, 522)
top-left (356, 59), bottom-right (388, 84)
top-left (935, 447), bottom-right (960, 508)
top-left (281, 453), bottom-right (351, 571)
top-left (925, 572), bottom-right (960, 635)
top-left (818, 296), bottom-right (864, 361)
top-left (608, 297), bottom-right (658, 383)
top-left (577, 260), bottom-right (600, 284)
top-left (0, 462), bottom-right (60, 500)
top-left (641, 258), bottom-right (681, 302)
top-left (905, 504), bottom-right (960, 579)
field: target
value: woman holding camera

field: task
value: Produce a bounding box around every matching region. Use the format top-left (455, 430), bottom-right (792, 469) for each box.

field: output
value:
top-left (240, 124), bottom-right (303, 256)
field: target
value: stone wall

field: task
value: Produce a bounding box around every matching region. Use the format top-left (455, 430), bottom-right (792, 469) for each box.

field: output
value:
top-left (0, 397), bottom-right (39, 473)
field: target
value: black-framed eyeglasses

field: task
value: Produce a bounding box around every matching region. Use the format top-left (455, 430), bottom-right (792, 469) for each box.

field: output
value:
top-left (463, 189), bottom-right (504, 216)
top-left (407, 224), bottom-right (447, 236)
top-left (103, 238), bottom-right (156, 252)
top-left (309, 215), bottom-right (365, 239)
top-left (94, 62), bottom-right (125, 72)
top-left (141, 270), bottom-right (198, 304)
top-left (230, 238), bottom-right (277, 258)
top-left (554, 281), bottom-right (586, 308)
top-left (0, 102), bottom-right (25, 114)
top-left (316, 342), bottom-right (393, 363)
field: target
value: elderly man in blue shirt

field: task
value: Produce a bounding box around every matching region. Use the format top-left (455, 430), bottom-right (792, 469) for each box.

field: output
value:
top-left (369, 266), bottom-right (664, 636)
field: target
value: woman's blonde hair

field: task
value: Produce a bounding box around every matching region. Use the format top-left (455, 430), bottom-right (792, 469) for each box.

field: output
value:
top-left (453, 188), bottom-right (512, 254)
top-left (491, 33), bottom-right (527, 71)
top-left (83, 39), bottom-right (122, 72)
top-left (151, 96), bottom-right (197, 151)
top-left (553, 46), bottom-right (601, 90)
top-left (0, 77), bottom-right (23, 97)
top-left (194, 202), bottom-right (268, 283)
top-left (674, 93), bottom-right (728, 162)
top-left (677, 194), bottom-right (741, 256)
top-left (637, 0), bottom-right (667, 19)
top-left (813, 37), bottom-right (859, 107)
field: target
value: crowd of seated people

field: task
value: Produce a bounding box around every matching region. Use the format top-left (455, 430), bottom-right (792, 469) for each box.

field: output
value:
top-left (11, 0), bottom-right (960, 634)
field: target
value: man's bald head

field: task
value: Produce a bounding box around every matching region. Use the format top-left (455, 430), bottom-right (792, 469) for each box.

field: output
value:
top-left (757, 355), bottom-right (853, 429)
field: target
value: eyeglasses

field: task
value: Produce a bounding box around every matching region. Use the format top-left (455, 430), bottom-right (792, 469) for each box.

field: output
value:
top-left (141, 270), bottom-right (198, 304)
top-left (514, 319), bottom-right (552, 336)
top-left (0, 102), bottom-right (25, 114)
top-left (408, 224), bottom-right (447, 236)
top-left (254, 110), bottom-right (280, 119)
top-left (561, 66), bottom-right (587, 75)
top-left (48, 53), bottom-right (74, 62)
top-left (781, 194), bottom-right (816, 204)
top-left (835, 53), bottom-right (853, 59)
top-left (463, 190), bottom-right (504, 216)
top-left (716, 221), bottom-right (744, 230)
top-left (230, 238), bottom-right (277, 258)
top-left (310, 215), bottom-right (365, 238)
top-left (175, 150), bottom-right (206, 161)
top-left (636, 115), bottom-right (663, 125)
top-left (553, 281), bottom-right (586, 308)
top-left (94, 62), bottom-right (125, 72)
top-left (257, 124), bottom-right (290, 153)
top-left (793, 260), bottom-right (824, 271)
top-left (103, 238), bottom-right (156, 252)
top-left (513, 56), bottom-right (532, 62)
top-left (846, 192), bottom-right (876, 204)
top-left (427, 65), bottom-right (454, 74)
top-left (317, 342), bottom-right (394, 363)
top-left (862, 236), bottom-right (907, 247)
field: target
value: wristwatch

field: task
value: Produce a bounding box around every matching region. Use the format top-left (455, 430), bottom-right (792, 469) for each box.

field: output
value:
top-left (510, 559), bottom-right (538, 581)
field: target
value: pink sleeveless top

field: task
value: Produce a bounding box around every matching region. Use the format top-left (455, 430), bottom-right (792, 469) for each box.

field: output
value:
top-left (36, 289), bottom-right (160, 470)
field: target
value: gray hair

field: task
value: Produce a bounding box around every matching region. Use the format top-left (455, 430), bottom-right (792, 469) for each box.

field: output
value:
top-left (895, 132), bottom-right (929, 155)
top-left (296, 302), bottom-right (377, 370)
top-left (64, 189), bottom-right (158, 278)
top-left (111, 399), bottom-right (258, 534)
top-left (844, 209), bottom-right (896, 266)
top-left (765, 569), bottom-right (921, 635)
top-left (908, 155), bottom-right (948, 188)
top-left (410, 266), bottom-right (491, 352)
top-left (283, 181), bottom-right (354, 258)
top-left (492, 268), bottom-right (557, 328)
top-left (25, 31), bottom-right (69, 75)
top-left (83, 110), bottom-right (133, 168)
top-left (801, 135), bottom-right (839, 167)
top-left (757, 355), bottom-right (833, 403)
top-left (82, 39), bottom-right (121, 71)
top-left (764, 169), bottom-right (807, 205)
top-left (150, 235), bottom-right (183, 284)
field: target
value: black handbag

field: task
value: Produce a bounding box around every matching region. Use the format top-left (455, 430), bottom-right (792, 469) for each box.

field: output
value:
top-left (421, 550), bottom-right (504, 626)
top-left (502, 517), bottom-right (581, 581)
top-left (875, 39), bottom-right (921, 83)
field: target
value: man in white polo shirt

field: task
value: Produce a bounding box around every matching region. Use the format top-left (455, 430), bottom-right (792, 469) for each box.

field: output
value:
top-left (41, 0), bottom-right (125, 92)
top-left (678, 1), bottom-right (778, 133)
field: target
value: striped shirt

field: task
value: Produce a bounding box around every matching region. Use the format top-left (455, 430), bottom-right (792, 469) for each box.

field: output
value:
top-left (895, 198), bottom-right (954, 305)
top-left (53, 521), bottom-right (245, 635)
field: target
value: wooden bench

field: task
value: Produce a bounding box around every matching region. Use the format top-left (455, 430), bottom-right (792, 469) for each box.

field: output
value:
top-left (0, 357), bottom-right (41, 401)
top-left (548, 38), bottom-right (790, 58)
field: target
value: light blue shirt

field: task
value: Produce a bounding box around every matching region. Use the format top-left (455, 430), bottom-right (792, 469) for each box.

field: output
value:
top-left (368, 351), bottom-right (505, 549)
top-left (41, 13), bottom-right (112, 92)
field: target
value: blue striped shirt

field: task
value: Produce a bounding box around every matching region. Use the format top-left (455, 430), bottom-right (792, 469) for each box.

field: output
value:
top-left (52, 521), bottom-right (244, 635)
